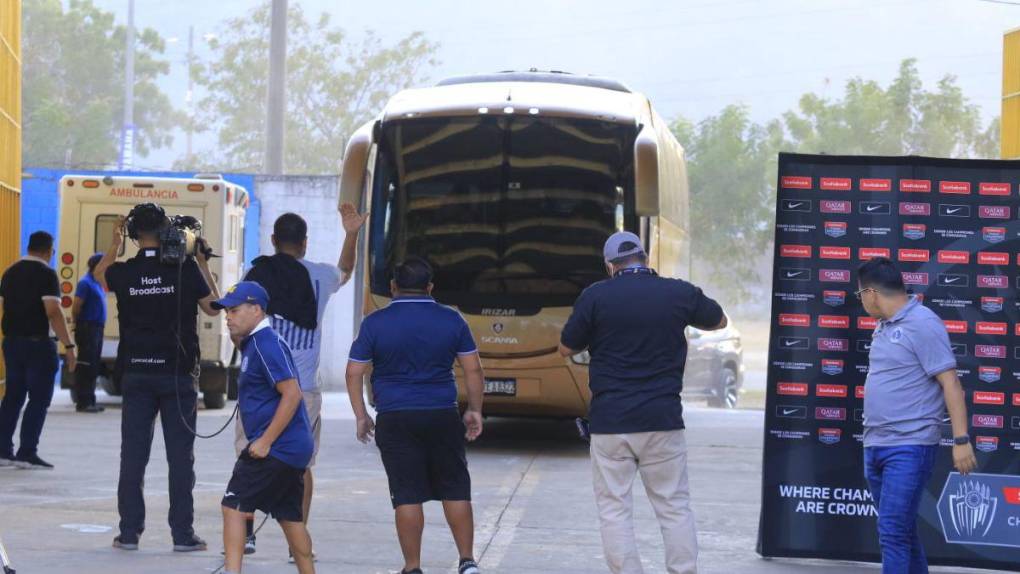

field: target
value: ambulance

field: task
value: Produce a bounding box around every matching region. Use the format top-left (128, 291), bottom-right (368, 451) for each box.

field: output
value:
top-left (56, 174), bottom-right (250, 409)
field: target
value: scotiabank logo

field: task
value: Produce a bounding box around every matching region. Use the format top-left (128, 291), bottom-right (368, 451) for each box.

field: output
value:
top-left (859, 247), bottom-right (890, 260)
top-left (821, 269), bottom-right (851, 283)
top-left (817, 338), bottom-right (849, 352)
top-left (820, 177), bottom-right (851, 191)
top-left (902, 272), bottom-right (929, 285)
top-left (938, 251), bottom-right (970, 264)
top-left (900, 179), bottom-right (932, 192)
top-left (781, 245), bottom-right (812, 258)
top-left (973, 391), bottom-right (1005, 405)
top-left (980, 205), bottom-right (1011, 219)
top-left (815, 407), bottom-right (846, 421)
top-left (777, 382), bottom-right (808, 396)
top-left (972, 414), bottom-right (1004, 429)
top-left (978, 275), bottom-right (1008, 288)
top-left (820, 246), bottom-right (851, 260)
top-left (898, 249), bottom-right (930, 262)
top-left (779, 314), bottom-right (811, 327)
top-left (975, 345), bottom-right (1007, 359)
top-left (818, 315), bottom-right (849, 329)
top-left (979, 182), bottom-right (1011, 196)
top-left (976, 322), bottom-right (1007, 336)
top-left (899, 202), bottom-right (931, 216)
top-left (939, 181), bottom-right (971, 195)
top-left (978, 252), bottom-right (1009, 266)
top-left (820, 200), bottom-right (852, 214)
top-left (782, 176), bottom-right (812, 189)
top-left (816, 384), bottom-right (848, 398)
top-left (860, 178), bottom-right (892, 192)
top-left (855, 385), bottom-right (865, 399)
top-left (943, 320), bottom-right (968, 334)
top-left (857, 317), bottom-right (877, 330)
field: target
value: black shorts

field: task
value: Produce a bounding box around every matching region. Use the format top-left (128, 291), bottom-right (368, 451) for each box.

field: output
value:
top-left (221, 450), bottom-right (305, 522)
top-left (375, 408), bottom-right (471, 508)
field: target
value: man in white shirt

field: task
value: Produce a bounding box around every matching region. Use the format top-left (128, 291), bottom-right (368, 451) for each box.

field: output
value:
top-left (238, 203), bottom-right (367, 557)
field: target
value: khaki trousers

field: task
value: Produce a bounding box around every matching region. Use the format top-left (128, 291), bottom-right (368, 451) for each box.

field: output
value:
top-left (591, 430), bottom-right (698, 574)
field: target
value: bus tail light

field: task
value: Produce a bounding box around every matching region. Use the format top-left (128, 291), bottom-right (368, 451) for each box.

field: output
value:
top-left (570, 350), bottom-right (591, 365)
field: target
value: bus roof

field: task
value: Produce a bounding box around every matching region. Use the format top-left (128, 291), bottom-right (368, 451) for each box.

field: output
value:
top-left (437, 70), bottom-right (632, 93)
top-left (383, 76), bottom-right (649, 125)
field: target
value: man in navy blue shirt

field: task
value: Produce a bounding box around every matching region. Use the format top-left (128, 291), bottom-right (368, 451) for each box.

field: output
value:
top-left (346, 257), bottom-right (484, 574)
top-left (559, 231), bottom-right (726, 574)
top-left (71, 253), bottom-right (107, 413)
top-left (215, 282), bottom-right (315, 574)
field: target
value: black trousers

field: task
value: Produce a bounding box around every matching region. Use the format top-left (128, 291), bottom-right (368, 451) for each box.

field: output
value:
top-left (117, 372), bottom-right (198, 543)
top-left (73, 321), bottom-right (104, 408)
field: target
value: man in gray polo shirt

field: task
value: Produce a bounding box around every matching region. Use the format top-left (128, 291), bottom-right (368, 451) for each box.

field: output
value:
top-left (857, 257), bottom-right (976, 573)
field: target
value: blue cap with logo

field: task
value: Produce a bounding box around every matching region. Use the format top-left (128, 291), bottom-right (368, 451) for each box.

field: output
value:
top-left (603, 231), bottom-right (645, 262)
top-left (211, 281), bottom-right (270, 310)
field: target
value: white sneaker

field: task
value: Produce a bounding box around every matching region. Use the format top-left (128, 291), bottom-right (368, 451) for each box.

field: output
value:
top-left (288, 550), bottom-right (316, 563)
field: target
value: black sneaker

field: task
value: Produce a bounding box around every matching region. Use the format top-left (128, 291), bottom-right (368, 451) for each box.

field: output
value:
top-left (459, 558), bottom-right (481, 574)
top-left (0, 454), bottom-right (16, 468)
top-left (113, 535), bottom-right (139, 551)
top-left (401, 569), bottom-right (424, 574)
top-left (173, 535), bottom-right (208, 552)
top-left (15, 453), bottom-right (53, 469)
top-left (245, 534), bottom-right (256, 555)
top-left (76, 404), bottom-right (105, 413)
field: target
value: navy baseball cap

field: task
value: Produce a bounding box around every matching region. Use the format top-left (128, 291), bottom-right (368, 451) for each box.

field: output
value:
top-left (212, 281), bottom-right (270, 310)
top-left (603, 231), bottom-right (645, 261)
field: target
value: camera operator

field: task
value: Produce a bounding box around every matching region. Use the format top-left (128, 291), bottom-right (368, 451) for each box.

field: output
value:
top-left (94, 203), bottom-right (221, 553)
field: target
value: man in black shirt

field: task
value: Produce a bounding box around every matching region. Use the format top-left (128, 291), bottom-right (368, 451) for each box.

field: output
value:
top-left (94, 204), bottom-right (220, 553)
top-left (559, 231), bottom-right (726, 574)
top-left (0, 231), bottom-right (76, 469)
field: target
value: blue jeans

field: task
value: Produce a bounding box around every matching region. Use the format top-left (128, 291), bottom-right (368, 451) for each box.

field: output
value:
top-left (864, 444), bottom-right (938, 574)
top-left (0, 338), bottom-right (59, 458)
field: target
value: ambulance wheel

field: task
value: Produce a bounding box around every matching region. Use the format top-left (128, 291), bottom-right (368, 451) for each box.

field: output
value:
top-left (203, 392), bottom-right (226, 410)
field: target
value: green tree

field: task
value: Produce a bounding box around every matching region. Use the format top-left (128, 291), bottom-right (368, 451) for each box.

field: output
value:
top-left (672, 106), bottom-right (784, 300)
top-left (22, 0), bottom-right (179, 168)
top-left (186, 1), bottom-right (439, 174)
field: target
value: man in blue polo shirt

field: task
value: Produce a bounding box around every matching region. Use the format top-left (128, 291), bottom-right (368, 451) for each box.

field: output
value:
top-left (71, 253), bottom-right (107, 413)
top-left (215, 282), bottom-right (315, 574)
top-left (346, 257), bottom-right (484, 574)
top-left (858, 257), bottom-right (976, 573)
top-left (559, 231), bottom-right (727, 574)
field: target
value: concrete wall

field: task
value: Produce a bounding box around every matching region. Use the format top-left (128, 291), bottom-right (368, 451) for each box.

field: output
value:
top-left (255, 175), bottom-right (354, 389)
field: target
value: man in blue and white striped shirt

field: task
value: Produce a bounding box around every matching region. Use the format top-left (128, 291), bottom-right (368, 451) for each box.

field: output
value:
top-left (237, 203), bottom-right (367, 556)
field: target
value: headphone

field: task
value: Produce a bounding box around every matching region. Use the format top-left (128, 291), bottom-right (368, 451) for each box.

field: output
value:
top-left (125, 203), bottom-right (168, 240)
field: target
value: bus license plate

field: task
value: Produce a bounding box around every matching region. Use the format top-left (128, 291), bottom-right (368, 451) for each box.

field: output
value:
top-left (484, 379), bottom-right (516, 396)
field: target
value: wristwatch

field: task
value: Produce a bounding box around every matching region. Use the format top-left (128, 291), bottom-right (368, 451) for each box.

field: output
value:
top-left (953, 435), bottom-right (970, 445)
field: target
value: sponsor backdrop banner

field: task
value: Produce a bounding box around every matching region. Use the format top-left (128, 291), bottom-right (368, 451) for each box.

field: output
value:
top-left (757, 153), bottom-right (1020, 570)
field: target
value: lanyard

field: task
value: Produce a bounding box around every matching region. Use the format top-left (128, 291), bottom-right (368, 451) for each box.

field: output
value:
top-left (613, 267), bottom-right (657, 278)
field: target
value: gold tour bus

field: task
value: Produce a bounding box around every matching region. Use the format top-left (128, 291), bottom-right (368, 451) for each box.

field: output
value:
top-left (340, 70), bottom-right (743, 417)
top-left (56, 174), bottom-right (250, 409)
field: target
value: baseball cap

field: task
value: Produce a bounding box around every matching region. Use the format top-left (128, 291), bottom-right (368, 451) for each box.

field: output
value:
top-left (211, 281), bottom-right (270, 310)
top-left (603, 231), bottom-right (645, 261)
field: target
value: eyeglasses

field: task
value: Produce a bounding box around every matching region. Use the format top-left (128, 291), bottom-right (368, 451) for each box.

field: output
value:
top-left (854, 287), bottom-right (877, 300)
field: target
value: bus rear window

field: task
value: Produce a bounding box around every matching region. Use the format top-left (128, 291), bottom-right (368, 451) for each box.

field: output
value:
top-left (95, 215), bottom-right (126, 257)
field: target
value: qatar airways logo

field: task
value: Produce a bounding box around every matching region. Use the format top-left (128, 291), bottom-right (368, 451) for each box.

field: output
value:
top-left (817, 338), bottom-right (849, 352)
top-left (979, 206), bottom-right (1011, 219)
top-left (902, 272), bottom-right (929, 285)
top-left (975, 345), bottom-right (1007, 359)
top-left (977, 275), bottom-right (1008, 289)
top-left (821, 269), bottom-right (851, 283)
top-left (821, 200), bottom-right (852, 214)
top-left (899, 202), bottom-right (931, 216)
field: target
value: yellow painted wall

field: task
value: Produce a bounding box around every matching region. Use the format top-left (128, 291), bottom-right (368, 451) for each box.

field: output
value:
top-left (0, 1), bottom-right (21, 388)
top-left (1004, 28), bottom-right (1020, 159)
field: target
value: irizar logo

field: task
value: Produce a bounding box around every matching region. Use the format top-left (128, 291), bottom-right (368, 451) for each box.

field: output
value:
top-left (948, 480), bottom-right (997, 538)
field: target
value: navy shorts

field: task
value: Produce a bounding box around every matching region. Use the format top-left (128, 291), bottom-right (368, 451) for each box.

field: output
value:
top-left (375, 408), bottom-right (471, 508)
top-left (221, 449), bottom-right (305, 522)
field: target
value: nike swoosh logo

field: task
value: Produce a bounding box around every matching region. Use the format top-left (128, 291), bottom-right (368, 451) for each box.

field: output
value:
top-left (943, 277), bottom-right (961, 284)
top-left (784, 340), bottom-right (801, 347)
top-left (785, 272), bottom-right (804, 278)
top-left (947, 207), bottom-right (963, 214)
top-left (866, 205), bottom-right (882, 212)
top-left (782, 409), bottom-right (799, 415)
top-left (786, 202), bottom-right (804, 208)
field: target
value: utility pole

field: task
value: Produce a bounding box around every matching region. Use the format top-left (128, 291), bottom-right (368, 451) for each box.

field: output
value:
top-left (264, 0), bottom-right (287, 175)
top-left (186, 25), bottom-right (194, 159)
top-left (119, 0), bottom-right (135, 170)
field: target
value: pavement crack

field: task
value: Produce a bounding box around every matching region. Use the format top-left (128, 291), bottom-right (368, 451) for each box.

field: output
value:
top-left (477, 451), bottom-right (539, 564)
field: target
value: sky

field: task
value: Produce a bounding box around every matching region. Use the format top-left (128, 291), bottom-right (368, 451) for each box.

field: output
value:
top-left (87, 0), bottom-right (1020, 171)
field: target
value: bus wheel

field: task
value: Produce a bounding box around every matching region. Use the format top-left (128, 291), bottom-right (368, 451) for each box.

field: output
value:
top-left (203, 392), bottom-right (226, 410)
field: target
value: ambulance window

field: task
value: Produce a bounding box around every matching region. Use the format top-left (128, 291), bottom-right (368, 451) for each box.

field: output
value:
top-left (229, 215), bottom-right (238, 252)
top-left (95, 215), bottom-right (126, 256)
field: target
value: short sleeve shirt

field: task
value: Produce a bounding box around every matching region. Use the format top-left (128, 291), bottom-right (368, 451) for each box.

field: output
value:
top-left (238, 318), bottom-right (314, 469)
top-left (560, 267), bottom-right (724, 434)
top-left (863, 297), bottom-right (956, 447)
top-left (75, 273), bottom-right (107, 324)
top-left (106, 250), bottom-right (211, 375)
top-left (349, 296), bottom-right (477, 413)
top-left (0, 257), bottom-right (60, 338)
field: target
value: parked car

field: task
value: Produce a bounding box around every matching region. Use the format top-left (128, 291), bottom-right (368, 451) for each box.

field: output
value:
top-left (683, 315), bottom-right (744, 408)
